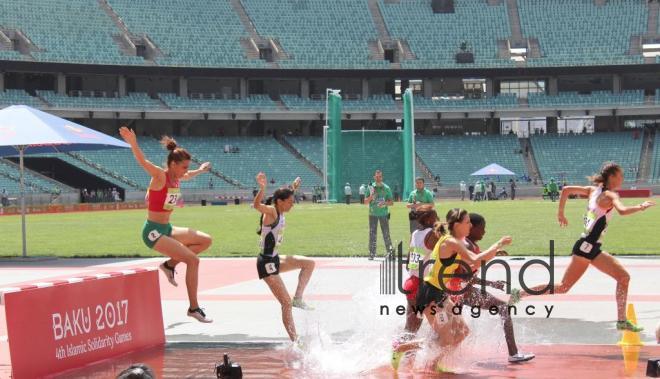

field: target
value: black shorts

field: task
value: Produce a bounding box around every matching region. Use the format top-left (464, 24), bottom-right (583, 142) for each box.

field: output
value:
top-left (571, 238), bottom-right (603, 260)
top-left (415, 281), bottom-right (448, 310)
top-left (257, 254), bottom-right (280, 279)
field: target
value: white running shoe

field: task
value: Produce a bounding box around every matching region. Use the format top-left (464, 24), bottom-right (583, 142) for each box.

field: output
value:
top-left (508, 352), bottom-right (535, 363)
top-left (187, 307), bottom-right (213, 323)
top-left (292, 298), bottom-right (315, 310)
top-left (159, 262), bottom-right (178, 287)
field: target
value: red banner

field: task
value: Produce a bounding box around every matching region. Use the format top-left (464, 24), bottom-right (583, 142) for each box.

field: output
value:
top-left (618, 189), bottom-right (652, 198)
top-left (3, 269), bottom-right (165, 378)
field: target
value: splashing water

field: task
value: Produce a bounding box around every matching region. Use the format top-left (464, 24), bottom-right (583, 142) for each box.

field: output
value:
top-left (277, 273), bottom-right (514, 377)
top-left (291, 278), bottom-right (402, 376)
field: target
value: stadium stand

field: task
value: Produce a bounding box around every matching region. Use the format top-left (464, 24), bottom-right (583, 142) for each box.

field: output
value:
top-left (0, 159), bottom-right (70, 194)
top-left (379, 0), bottom-right (514, 69)
top-left (531, 132), bottom-right (642, 184)
top-left (0, 0), bottom-right (144, 65)
top-left (0, 50), bottom-right (26, 61)
top-left (158, 94), bottom-right (278, 111)
top-left (527, 90), bottom-right (645, 108)
top-left (37, 91), bottom-right (163, 110)
top-left (283, 136), bottom-right (323, 170)
top-left (415, 134), bottom-right (528, 185)
top-left (651, 132), bottom-right (660, 184)
top-left (518, 0), bottom-right (647, 67)
top-left (0, 90), bottom-right (46, 108)
top-left (242, 0), bottom-right (389, 69)
top-left (413, 94), bottom-right (518, 110)
top-left (107, 0), bottom-right (266, 68)
top-left (0, 0), bottom-right (652, 69)
top-left (60, 137), bottom-right (323, 190)
top-left (279, 96), bottom-right (324, 112)
top-left (280, 95), bottom-right (395, 112)
top-left (174, 137), bottom-right (322, 188)
top-left (32, 152), bottom-right (140, 190)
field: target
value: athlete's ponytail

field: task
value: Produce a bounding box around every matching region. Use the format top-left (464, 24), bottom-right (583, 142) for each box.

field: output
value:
top-left (433, 208), bottom-right (468, 238)
top-left (160, 135), bottom-right (191, 167)
top-left (588, 162), bottom-right (622, 190)
top-left (432, 221), bottom-right (449, 238)
top-left (161, 136), bottom-right (177, 152)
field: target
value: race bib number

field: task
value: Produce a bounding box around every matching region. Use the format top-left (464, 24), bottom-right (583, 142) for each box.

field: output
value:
top-left (579, 241), bottom-right (593, 254)
top-left (408, 248), bottom-right (422, 271)
top-left (435, 309), bottom-right (448, 325)
top-left (163, 188), bottom-right (181, 211)
top-left (265, 262), bottom-right (278, 274)
top-left (147, 229), bottom-right (162, 242)
top-left (583, 210), bottom-right (596, 232)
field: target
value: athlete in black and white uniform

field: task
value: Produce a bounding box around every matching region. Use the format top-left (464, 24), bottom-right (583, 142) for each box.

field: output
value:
top-left (572, 185), bottom-right (613, 260)
top-left (253, 172), bottom-right (316, 343)
top-left (518, 162), bottom-right (654, 332)
top-left (257, 208), bottom-right (286, 279)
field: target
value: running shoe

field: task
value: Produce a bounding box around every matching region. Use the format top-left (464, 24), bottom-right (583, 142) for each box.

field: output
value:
top-left (509, 352), bottom-right (535, 363)
top-left (435, 362), bottom-right (454, 373)
top-left (617, 320), bottom-right (644, 332)
top-left (159, 262), bottom-right (178, 287)
top-left (390, 333), bottom-right (417, 370)
top-left (187, 307), bottom-right (213, 323)
top-left (391, 350), bottom-right (404, 370)
top-left (292, 298), bottom-right (315, 310)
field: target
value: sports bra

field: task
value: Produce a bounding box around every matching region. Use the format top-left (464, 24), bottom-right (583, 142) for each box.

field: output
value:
top-left (147, 175), bottom-right (181, 213)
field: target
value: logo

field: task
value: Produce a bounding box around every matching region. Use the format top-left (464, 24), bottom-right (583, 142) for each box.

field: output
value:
top-left (379, 242), bottom-right (402, 295)
top-left (64, 124), bottom-right (83, 133)
top-left (379, 240), bottom-right (557, 297)
top-left (377, 240), bottom-right (558, 320)
top-left (64, 124), bottom-right (99, 139)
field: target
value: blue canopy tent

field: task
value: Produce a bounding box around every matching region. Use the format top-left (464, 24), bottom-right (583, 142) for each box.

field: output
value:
top-left (470, 163), bottom-right (517, 201)
top-left (470, 163), bottom-right (516, 177)
top-left (0, 105), bottom-right (129, 257)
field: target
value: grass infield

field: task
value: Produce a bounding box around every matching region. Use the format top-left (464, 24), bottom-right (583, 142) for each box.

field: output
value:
top-left (0, 198), bottom-right (657, 257)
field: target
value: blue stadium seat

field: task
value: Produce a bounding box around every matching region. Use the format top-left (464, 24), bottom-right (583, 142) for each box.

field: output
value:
top-left (519, 0), bottom-right (647, 67)
top-left (531, 132), bottom-right (642, 184)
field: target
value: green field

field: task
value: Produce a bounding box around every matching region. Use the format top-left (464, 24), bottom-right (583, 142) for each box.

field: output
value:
top-left (0, 199), bottom-right (658, 257)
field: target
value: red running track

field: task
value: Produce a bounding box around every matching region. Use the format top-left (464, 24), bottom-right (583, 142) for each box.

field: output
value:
top-left (42, 343), bottom-right (660, 378)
